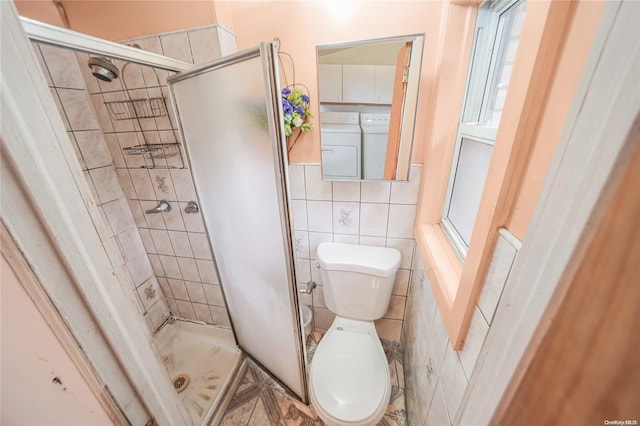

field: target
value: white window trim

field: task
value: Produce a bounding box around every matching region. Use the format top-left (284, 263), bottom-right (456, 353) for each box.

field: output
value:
top-left (442, 0), bottom-right (525, 258)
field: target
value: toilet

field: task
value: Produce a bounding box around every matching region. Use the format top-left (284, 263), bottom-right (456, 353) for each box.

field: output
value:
top-left (309, 242), bottom-right (401, 426)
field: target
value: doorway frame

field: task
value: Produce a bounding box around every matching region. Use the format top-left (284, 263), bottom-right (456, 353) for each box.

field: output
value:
top-left (2, 3), bottom-right (187, 424)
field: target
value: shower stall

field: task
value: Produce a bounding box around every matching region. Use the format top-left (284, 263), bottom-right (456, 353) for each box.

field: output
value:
top-left (5, 6), bottom-right (307, 425)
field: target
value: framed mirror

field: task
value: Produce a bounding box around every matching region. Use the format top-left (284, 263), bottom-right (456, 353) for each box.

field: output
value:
top-left (316, 34), bottom-right (424, 181)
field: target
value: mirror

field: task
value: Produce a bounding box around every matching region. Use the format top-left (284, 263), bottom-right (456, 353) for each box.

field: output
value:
top-left (316, 34), bottom-right (424, 181)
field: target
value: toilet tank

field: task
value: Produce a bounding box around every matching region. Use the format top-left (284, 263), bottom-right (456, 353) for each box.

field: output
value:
top-left (316, 242), bottom-right (401, 321)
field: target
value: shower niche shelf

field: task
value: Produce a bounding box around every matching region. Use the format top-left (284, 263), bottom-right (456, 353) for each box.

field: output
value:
top-left (123, 143), bottom-right (181, 159)
top-left (105, 96), bottom-right (168, 120)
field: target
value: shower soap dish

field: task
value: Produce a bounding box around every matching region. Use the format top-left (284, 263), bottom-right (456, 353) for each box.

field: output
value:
top-left (105, 96), bottom-right (168, 120)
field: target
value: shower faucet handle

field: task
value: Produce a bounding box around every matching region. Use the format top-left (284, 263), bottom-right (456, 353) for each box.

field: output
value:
top-left (299, 281), bottom-right (317, 294)
top-left (184, 201), bottom-right (199, 214)
top-left (145, 200), bottom-right (171, 214)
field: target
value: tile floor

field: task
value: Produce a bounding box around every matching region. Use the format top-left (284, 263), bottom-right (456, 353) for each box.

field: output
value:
top-left (220, 333), bottom-right (407, 425)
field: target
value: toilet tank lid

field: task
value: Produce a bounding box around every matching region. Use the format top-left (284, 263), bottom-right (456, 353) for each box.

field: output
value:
top-left (317, 242), bottom-right (401, 277)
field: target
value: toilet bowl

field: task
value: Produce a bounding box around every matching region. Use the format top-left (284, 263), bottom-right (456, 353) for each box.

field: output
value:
top-left (300, 304), bottom-right (313, 338)
top-left (309, 242), bottom-right (401, 426)
top-left (309, 317), bottom-right (390, 425)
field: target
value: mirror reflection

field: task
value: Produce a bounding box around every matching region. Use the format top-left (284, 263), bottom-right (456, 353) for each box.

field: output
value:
top-left (317, 34), bottom-right (424, 181)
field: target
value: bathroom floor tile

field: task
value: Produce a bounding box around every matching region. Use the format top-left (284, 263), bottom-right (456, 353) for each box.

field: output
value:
top-left (220, 335), bottom-right (406, 426)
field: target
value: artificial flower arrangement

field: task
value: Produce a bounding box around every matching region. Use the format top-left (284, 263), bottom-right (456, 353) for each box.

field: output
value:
top-left (281, 86), bottom-right (313, 139)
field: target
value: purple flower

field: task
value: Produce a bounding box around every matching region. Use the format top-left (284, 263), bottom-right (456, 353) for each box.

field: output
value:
top-left (282, 99), bottom-right (293, 114)
top-left (302, 94), bottom-right (310, 103)
top-left (295, 105), bottom-right (304, 115)
top-left (282, 87), bottom-right (291, 96)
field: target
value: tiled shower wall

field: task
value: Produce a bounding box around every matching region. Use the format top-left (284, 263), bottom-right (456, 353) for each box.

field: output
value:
top-left (402, 229), bottom-right (522, 425)
top-left (32, 41), bottom-right (170, 332)
top-left (288, 163), bottom-right (422, 340)
top-left (32, 24), bottom-right (237, 331)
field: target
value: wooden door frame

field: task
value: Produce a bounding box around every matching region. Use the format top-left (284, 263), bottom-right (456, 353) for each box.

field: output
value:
top-left (1, 3), bottom-right (185, 424)
top-left (457, 1), bottom-right (640, 423)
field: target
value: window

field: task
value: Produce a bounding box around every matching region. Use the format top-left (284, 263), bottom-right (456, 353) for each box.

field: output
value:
top-left (442, 0), bottom-right (527, 257)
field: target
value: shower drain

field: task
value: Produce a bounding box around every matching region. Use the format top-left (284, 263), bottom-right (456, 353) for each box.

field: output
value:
top-left (172, 374), bottom-right (190, 393)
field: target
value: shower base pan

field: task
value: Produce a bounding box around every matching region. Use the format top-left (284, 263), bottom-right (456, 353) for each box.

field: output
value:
top-left (152, 319), bottom-right (242, 425)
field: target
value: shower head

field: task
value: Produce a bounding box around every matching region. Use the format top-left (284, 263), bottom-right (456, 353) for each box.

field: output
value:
top-left (87, 56), bottom-right (119, 82)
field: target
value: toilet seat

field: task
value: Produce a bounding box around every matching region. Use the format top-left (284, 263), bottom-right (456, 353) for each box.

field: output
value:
top-left (309, 318), bottom-right (390, 425)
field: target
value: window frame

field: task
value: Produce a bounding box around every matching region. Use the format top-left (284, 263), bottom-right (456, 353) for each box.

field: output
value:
top-left (442, 0), bottom-right (526, 258)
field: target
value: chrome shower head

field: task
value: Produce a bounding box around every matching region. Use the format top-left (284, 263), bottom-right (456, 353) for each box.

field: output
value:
top-left (87, 56), bottom-right (119, 82)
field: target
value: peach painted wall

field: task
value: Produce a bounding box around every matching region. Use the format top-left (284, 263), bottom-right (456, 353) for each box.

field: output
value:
top-left (227, 0), bottom-right (443, 163)
top-left (506, 0), bottom-right (606, 240)
top-left (1, 254), bottom-right (113, 425)
top-left (15, 0), bottom-right (218, 40)
top-left (14, 0), bottom-right (65, 27)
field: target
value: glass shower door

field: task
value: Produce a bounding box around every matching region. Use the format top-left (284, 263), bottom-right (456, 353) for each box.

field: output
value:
top-left (167, 43), bottom-right (307, 402)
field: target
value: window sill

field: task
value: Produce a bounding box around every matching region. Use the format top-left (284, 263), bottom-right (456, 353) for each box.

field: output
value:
top-left (415, 223), bottom-right (463, 310)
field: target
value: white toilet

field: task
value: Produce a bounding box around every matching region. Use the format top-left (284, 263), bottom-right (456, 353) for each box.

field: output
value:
top-left (309, 242), bottom-right (401, 426)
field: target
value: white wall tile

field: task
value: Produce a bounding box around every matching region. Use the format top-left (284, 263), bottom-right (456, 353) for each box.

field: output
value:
top-left (188, 232), bottom-right (213, 260)
top-left (116, 169), bottom-right (136, 199)
top-left (32, 43), bottom-right (53, 86)
top-left (39, 44), bottom-right (86, 89)
top-left (102, 198), bottom-right (134, 235)
top-left (148, 254), bottom-right (165, 277)
top-left (178, 256), bottom-right (201, 282)
top-left (361, 181), bottom-right (391, 203)
top-left (211, 306), bottom-right (231, 328)
top-left (57, 88), bottom-right (100, 130)
top-left (307, 200), bottom-right (333, 233)
top-left (359, 203), bottom-right (389, 237)
top-left (129, 169), bottom-right (156, 200)
top-left (162, 206), bottom-right (186, 231)
top-left (390, 165), bottom-right (422, 204)
top-left (477, 232), bottom-right (518, 324)
top-left (440, 346), bottom-right (468, 421)
top-left (333, 234), bottom-right (358, 244)
top-left (147, 299), bottom-right (170, 329)
top-left (159, 255), bottom-right (182, 279)
top-left (304, 165), bottom-right (332, 200)
top-left (359, 236), bottom-right (386, 247)
top-left (150, 169), bottom-right (177, 201)
top-left (160, 32), bottom-right (193, 63)
top-left (116, 227), bottom-right (147, 263)
top-left (150, 229), bottom-right (174, 256)
top-left (188, 27), bottom-right (221, 65)
top-left (196, 259), bottom-right (219, 284)
top-left (193, 303), bottom-right (213, 323)
top-left (136, 277), bottom-right (162, 311)
top-left (332, 180), bottom-right (360, 202)
top-left (458, 305), bottom-right (490, 379)
top-left (291, 199), bottom-right (308, 231)
top-left (139, 228), bottom-right (156, 254)
top-left (288, 164), bottom-right (306, 199)
top-left (333, 202), bottom-right (359, 235)
top-left (170, 169), bottom-right (197, 201)
top-left (168, 278), bottom-right (189, 300)
top-left (430, 305), bottom-right (450, 370)
top-left (179, 202), bottom-right (205, 232)
top-left (392, 269), bottom-right (410, 296)
top-left (296, 258), bottom-right (311, 285)
top-left (176, 300), bottom-right (197, 320)
top-left (168, 231), bottom-right (193, 257)
top-left (203, 284), bottom-right (225, 306)
top-left (75, 130), bottom-right (112, 170)
top-left (387, 204), bottom-right (416, 239)
top-left (426, 380), bottom-right (452, 426)
top-left (294, 230), bottom-right (310, 259)
top-left (308, 232), bottom-right (333, 259)
top-left (127, 256), bottom-right (154, 287)
top-left (89, 166), bottom-right (122, 204)
top-left (218, 27), bottom-right (238, 56)
top-left (386, 238), bottom-right (415, 269)
top-left (185, 281), bottom-right (207, 304)
top-left (135, 36), bottom-right (164, 55)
